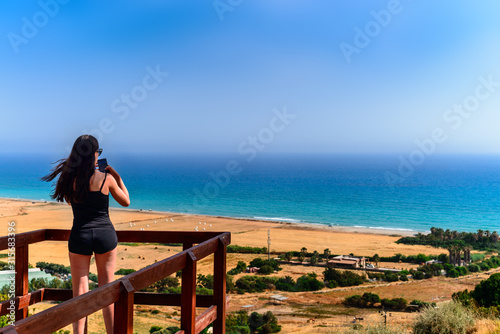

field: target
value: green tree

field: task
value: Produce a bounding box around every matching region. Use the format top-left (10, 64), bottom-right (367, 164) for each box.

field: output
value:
top-left (197, 274), bottom-right (214, 290)
top-left (372, 254), bottom-right (380, 267)
top-left (295, 273), bottom-right (323, 291)
top-left (362, 292), bottom-right (380, 306)
top-left (298, 253), bottom-right (305, 262)
top-left (259, 265), bottom-right (274, 275)
top-left (471, 273), bottom-right (500, 307)
top-left (300, 247), bottom-right (307, 256)
top-left (284, 252), bottom-right (292, 262)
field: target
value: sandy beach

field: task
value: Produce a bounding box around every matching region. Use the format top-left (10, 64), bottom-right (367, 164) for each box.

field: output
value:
top-left (0, 198), bottom-right (440, 264)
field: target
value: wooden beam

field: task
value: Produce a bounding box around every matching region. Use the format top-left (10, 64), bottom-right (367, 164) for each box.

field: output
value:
top-left (41, 289), bottom-right (217, 308)
top-left (10, 281), bottom-right (122, 334)
top-left (0, 289), bottom-right (45, 317)
top-left (125, 234), bottom-right (221, 292)
top-left (181, 251), bottom-right (197, 334)
top-left (212, 237), bottom-right (227, 334)
top-left (117, 230), bottom-right (223, 244)
top-left (42, 288), bottom-right (73, 301)
top-left (15, 245), bottom-right (29, 321)
top-left (0, 230), bottom-right (46, 250)
top-left (0, 230), bottom-right (231, 333)
top-left (134, 293), bottom-right (214, 307)
top-left (44, 229), bottom-right (70, 242)
top-left (114, 278), bottom-right (135, 334)
top-left (195, 305), bottom-right (217, 334)
top-left (0, 325), bottom-right (17, 334)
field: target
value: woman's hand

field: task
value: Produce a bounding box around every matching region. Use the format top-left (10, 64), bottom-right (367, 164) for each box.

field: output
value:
top-left (104, 165), bottom-right (118, 178)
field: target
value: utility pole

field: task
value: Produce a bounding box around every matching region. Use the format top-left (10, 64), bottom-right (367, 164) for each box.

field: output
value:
top-left (267, 229), bottom-right (271, 261)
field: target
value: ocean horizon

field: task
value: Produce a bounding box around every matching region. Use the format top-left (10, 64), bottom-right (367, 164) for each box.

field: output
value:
top-left (1, 153), bottom-right (499, 234)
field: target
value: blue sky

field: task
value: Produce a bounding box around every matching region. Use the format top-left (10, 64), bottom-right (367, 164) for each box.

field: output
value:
top-left (1, 0), bottom-right (500, 154)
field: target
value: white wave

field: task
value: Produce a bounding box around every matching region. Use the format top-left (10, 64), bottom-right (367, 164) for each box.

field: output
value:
top-left (253, 216), bottom-right (301, 223)
top-left (368, 226), bottom-right (414, 231)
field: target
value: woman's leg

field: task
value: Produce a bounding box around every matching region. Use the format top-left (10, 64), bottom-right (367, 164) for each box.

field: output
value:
top-left (95, 247), bottom-right (117, 334)
top-left (69, 251), bottom-right (92, 334)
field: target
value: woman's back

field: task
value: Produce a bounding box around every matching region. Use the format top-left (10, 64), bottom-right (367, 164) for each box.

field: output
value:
top-left (71, 172), bottom-right (111, 229)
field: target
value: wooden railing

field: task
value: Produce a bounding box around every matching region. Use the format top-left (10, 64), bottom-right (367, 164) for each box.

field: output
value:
top-left (0, 229), bottom-right (231, 334)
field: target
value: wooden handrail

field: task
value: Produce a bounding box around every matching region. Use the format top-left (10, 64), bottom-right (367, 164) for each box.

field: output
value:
top-left (0, 229), bottom-right (230, 334)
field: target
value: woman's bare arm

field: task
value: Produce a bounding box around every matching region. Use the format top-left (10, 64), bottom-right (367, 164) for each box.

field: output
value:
top-left (105, 166), bottom-right (130, 207)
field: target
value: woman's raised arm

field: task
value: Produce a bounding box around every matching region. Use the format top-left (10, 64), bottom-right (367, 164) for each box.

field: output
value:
top-left (105, 166), bottom-right (130, 207)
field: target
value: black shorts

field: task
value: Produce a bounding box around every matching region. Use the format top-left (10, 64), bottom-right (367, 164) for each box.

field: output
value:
top-left (68, 226), bottom-right (118, 256)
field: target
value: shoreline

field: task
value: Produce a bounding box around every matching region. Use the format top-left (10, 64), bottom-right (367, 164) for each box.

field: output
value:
top-left (1, 197), bottom-right (445, 269)
top-left (0, 196), bottom-right (418, 237)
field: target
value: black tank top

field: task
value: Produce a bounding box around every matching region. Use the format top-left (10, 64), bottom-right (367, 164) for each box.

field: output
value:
top-left (71, 173), bottom-right (112, 229)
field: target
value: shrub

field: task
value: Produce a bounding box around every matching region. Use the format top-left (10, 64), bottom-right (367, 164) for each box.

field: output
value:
top-left (344, 293), bottom-right (380, 308)
top-left (467, 264), bottom-right (480, 273)
top-left (235, 276), bottom-right (277, 293)
top-left (259, 265), bottom-right (274, 275)
top-left (248, 311), bottom-right (281, 333)
top-left (150, 326), bottom-right (162, 333)
top-left (345, 295), bottom-right (366, 308)
top-left (384, 271), bottom-right (399, 282)
top-left (228, 261), bottom-right (247, 276)
top-left (88, 272), bottom-right (98, 283)
top-left (479, 262), bottom-right (490, 271)
top-left (447, 269), bottom-right (459, 278)
top-left (154, 276), bottom-right (180, 292)
top-left (115, 268), bottom-right (136, 275)
top-left (412, 270), bottom-right (425, 280)
top-left (295, 273), bottom-right (323, 292)
top-left (409, 299), bottom-right (436, 311)
top-left (328, 280), bottom-right (338, 288)
top-left (36, 262), bottom-right (71, 275)
top-left (456, 266), bottom-right (468, 276)
top-left (362, 292), bottom-right (381, 306)
top-left (275, 276), bottom-right (295, 292)
top-left (298, 253), bottom-right (305, 262)
top-left (471, 253), bottom-right (486, 262)
top-left (227, 245), bottom-right (267, 254)
top-left (452, 290), bottom-right (474, 307)
top-left (323, 268), bottom-right (364, 287)
top-left (197, 274), bottom-right (214, 290)
top-left (413, 301), bottom-right (475, 334)
top-left (381, 298), bottom-right (407, 310)
top-left (471, 273), bottom-right (500, 307)
top-left (226, 310), bottom-right (250, 334)
top-left (249, 258), bottom-right (281, 273)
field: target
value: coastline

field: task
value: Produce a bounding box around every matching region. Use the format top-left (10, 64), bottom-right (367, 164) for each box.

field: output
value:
top-left (0, 196), bottom-right (417, 237)
top-left (0, 196), bottom-right (442, 284)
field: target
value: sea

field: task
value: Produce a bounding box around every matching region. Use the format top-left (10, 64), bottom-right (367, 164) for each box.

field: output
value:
top-left (1, 153), bottom-right (500, 234)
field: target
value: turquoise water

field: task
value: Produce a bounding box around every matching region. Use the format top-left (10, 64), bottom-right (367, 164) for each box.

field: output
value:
top-left (1, 153), bottom-right (499, 233)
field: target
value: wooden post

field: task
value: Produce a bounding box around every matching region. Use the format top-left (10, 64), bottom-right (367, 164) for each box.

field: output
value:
top-left (15, 245), bottom-right (29, 321)
top-left (181, 250), bottom-right (197, 334)
top-left (114, 278), bottom-right (135, 334)
top-left (213, 237), bottom-right (227, 334)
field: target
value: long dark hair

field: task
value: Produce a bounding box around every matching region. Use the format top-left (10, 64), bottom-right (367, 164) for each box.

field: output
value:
top-left (41, 135), bottom-right (99, 203)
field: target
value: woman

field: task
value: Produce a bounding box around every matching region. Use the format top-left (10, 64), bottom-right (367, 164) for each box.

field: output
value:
top-left (42, 135), bottom-right (130, 334)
